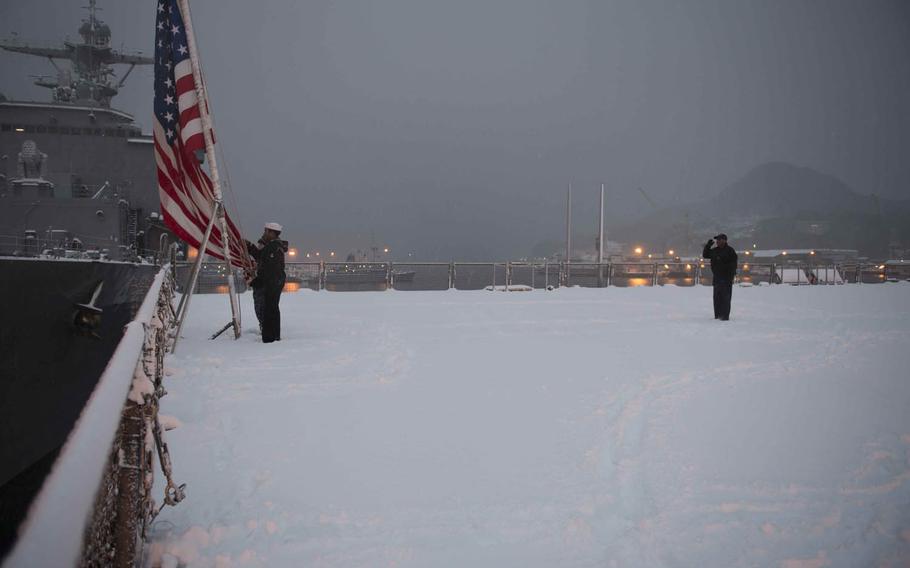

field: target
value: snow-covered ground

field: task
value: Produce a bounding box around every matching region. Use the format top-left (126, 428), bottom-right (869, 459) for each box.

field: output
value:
top-left (148, 284), bottom-right (910, 567)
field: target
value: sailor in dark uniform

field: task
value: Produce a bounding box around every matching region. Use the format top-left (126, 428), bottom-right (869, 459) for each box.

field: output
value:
top-left (702, 233), bottom-right (738, 321)
top-left (246, 222), bottom-right (287, 342)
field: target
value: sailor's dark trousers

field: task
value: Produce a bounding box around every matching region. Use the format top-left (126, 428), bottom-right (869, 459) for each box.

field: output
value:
top-left (253, 286), bottom-right (265, 330)
top-left (713, 280), bottom-right (733, 320)
top-left (261, 283), bottom-right (282, 343)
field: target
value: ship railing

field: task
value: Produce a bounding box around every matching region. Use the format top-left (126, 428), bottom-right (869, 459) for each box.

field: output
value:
top-left (0, 232), bottom-right (160, 263)
top-left (3, 265), bottom-right (183, 568)
top-left (168, 260), bottom-right (900, 293)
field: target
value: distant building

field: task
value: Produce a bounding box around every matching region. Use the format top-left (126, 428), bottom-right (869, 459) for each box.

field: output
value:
top-left (746, 248), bottom-right (858, 264)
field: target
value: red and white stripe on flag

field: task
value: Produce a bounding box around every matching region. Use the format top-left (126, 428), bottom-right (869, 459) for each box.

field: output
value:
top-left (153, 0), bottom-right (249, 268)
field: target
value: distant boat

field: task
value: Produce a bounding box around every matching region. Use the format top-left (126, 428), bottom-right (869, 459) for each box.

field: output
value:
top-left (324, 264), bottom-right (415, 285)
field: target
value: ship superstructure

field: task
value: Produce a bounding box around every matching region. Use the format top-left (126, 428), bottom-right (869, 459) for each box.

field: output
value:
top-left (0, 1), bottom-right (166, 259)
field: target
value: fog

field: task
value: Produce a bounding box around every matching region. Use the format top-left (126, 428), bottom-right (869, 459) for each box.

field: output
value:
top-left (2, 0), bottom-right (909, 259)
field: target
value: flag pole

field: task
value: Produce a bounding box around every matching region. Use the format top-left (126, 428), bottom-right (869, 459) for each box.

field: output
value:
top-left (177, 0), bottom-right (242, 339)
top-left (171, 202), bottom-right (220, 354)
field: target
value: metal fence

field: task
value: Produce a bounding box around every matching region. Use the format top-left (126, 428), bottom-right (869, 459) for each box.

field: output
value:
top-left (173, 260), bottom-right (904, 293)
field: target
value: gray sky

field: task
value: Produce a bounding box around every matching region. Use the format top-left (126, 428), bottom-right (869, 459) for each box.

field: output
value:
top-left (2, 0), bottom-right (909, 259)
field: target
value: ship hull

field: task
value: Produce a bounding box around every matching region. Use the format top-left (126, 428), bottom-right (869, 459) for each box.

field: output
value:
top-left (0, 258), bottom-right (158, 556)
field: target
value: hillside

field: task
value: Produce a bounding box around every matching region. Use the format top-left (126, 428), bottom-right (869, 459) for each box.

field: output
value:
top-left (716, 162), bottom-right (887, 217)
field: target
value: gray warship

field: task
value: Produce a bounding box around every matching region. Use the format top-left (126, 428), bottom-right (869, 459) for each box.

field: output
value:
top-left (0, 0), bottom-right (164, 259)
top-left (0, 3), bottom-right (168, 557)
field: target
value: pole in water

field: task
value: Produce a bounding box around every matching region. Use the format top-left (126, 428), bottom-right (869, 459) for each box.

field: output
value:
top-left (598, 182), bottom-right (605, 287)
top-left (598, 182), bottom-right (605, 265)
top-left (565, 182), bottom-right (572, 265)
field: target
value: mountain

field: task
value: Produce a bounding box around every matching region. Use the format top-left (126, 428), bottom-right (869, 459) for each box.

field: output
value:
top-left (609, 162), bottom-right (910, 258)
top-left (716, 162), bottom-right (889, 217)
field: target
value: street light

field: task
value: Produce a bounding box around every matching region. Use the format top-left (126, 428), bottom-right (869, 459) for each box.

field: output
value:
top-left (668, 249), bottom-right (674, 256)
top-left (383, 247), bottom-right (389, 253)
top-left (634, 247), bottom-right (643, 255)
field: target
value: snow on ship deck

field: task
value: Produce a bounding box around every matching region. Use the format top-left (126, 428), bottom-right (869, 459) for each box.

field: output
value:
top-left (148, 284), bottom-right (910, 567)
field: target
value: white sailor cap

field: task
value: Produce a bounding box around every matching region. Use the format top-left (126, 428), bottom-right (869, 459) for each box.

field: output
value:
top-left (264, 222), bottom-right (283, 232)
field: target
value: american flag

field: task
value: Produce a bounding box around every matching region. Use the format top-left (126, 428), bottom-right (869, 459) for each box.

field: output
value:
top-left (154, 0), bottom-right (249, 268)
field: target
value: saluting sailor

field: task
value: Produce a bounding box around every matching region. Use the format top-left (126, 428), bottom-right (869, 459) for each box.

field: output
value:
top-left (245, 222), bottom-right (287, 343)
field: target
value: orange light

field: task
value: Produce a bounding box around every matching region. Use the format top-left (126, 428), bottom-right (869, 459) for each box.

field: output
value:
top-left (187, 247), bottom-right (198, 260)
top-left (743, 264), bottom-right (749, 270)
top-left (330, 251), bottom-right (335, 257)
top-left (668, 250), bottom-right (674, 256)
top-left (288, 248), bottom-right (297, 257)
top-left (634, 247), bottom-right (643, 254)
top-left (283, 282), bottom-right (301, 293)
top-left (782, 251), bottom-right (788, 256)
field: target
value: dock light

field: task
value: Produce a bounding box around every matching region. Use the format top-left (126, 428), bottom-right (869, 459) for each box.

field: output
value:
top-left (330, 251), bottom-right (335, 257)
top-left (810, 251), bottom-right (816, 256)
top-left (647, 253), bottom-right (652, 259)
top-left (685, 264), bottom-right (692, 270)
top-left (305, 253), bottom-right (311, 258)
top-left (383, 247), bottom-right (390, 253)
top-left (634, 247), bottom-right (643, 254)
top-left (315, 252), bottom-right (320, 256)
top-left (878, 265), bottom-right (885, 270)
top-left (743, 264), bottom-right (749, 270)
top-left (288, 248), bottom-right (297, 257)
top-left (781, 251), bottom-right (788, 256)
top-left (745, 251), bottom-right (751, 256)
top-left (663, 264), bottom-right (669, 269)
top-left (668, 249), bottom-right (675, 256)
top-left (14, 127), bottom-right (24, 132)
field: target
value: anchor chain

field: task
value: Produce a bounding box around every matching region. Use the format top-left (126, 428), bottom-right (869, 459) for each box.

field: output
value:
top-left (137, 267), bottom-right (187, 530)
